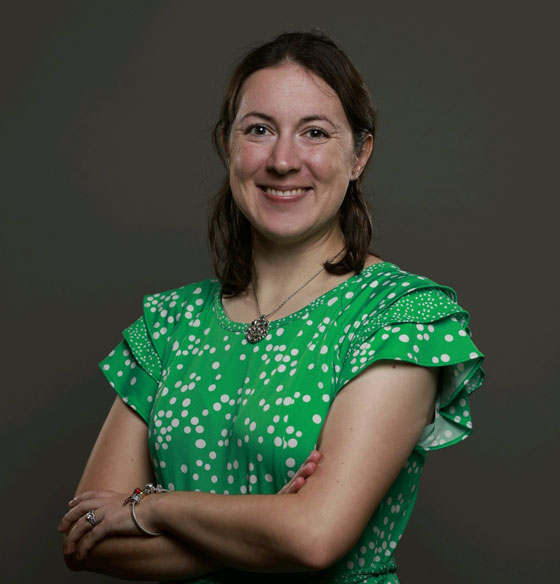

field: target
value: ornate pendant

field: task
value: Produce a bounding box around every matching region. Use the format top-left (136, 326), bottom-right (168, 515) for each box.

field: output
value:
top-left (245, 315), bottom-right (270, 343)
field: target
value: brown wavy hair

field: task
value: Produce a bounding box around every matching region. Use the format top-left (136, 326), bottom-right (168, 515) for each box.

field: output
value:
top-left (209, 30), bottom-right (377, 296)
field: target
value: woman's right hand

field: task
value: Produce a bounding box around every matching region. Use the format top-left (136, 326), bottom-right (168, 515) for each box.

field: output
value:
top-left (278, 449), bottom-right (322, 494)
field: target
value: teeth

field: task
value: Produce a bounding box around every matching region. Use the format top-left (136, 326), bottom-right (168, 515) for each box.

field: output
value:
top-left (264, 187), bottom-right (308, 196)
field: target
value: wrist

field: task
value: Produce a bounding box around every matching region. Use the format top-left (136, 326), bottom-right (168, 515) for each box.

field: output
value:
top-left (143, 489), bottom-right (169, 534)
top-left (125, 484), bottom-right (170, 537)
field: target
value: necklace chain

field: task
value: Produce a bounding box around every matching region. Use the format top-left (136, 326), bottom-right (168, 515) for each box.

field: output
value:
top-left (244, 249), bottom-right (343, 343)
top-left (254, 263), bottom-right (327, 320)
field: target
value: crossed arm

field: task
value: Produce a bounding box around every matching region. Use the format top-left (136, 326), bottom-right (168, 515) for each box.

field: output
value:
top-left (59, 360), bottom-right (437, 580)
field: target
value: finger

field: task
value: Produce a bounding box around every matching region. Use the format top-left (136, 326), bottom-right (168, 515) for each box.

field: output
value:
top-left (279, 462), bottom-right (318, 494)
top-left (278, 477), bottom-right (295, 494)
top-left (63, 512), bottom-right (100, 555)
top-left (278, 450), bottom-right (323, 494)
top-left (279, 475), bottom-right (305, 494)
top-left (75, 522), bottom-right (107, 560)
top-left (68, 490), bottom-right (120, 507)
top-left (278, 480), bottom-right (293, 495)
top-left (306, 449), bottom-right (322, 463)
top-left (289, 476), bottom-right (306, 493)
top-left (296, 450), bottom-right (322, 479)
top-left (59, 505), bottom-right (91, 533)
top-left (58, 497), bottom-right (108, 532)
top-left (297, 461), bottom-right (317, 479)
top-left (289, 458), bottom-right (318, 484)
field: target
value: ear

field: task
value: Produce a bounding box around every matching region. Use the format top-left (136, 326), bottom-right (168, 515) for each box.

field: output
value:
top-left (351, 134), bottom-right (373, 181)
top-left (220, 128), bottom-right (231, 169)
top-left (220, 128), bottom-right (228, 152)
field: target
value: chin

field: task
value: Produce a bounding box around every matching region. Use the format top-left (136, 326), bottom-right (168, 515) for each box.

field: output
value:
top-left (254, 223), bottom-right (335, 247)
top-left (248, 210), bottom-right (342, 247)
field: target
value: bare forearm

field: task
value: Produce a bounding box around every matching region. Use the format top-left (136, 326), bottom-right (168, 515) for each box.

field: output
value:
top-left (60, 454), bottom-right (322, 579)
top-left (65, 533), bottom-right (224, 581)
top-left (151, 490), bottom-right (336, 572)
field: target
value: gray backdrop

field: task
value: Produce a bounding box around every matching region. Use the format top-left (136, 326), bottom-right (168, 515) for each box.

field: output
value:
top-left (2, 1), bottom-right (558, 582)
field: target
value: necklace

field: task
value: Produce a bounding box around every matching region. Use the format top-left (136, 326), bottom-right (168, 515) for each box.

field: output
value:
top-left (245, 250), bottom-right (343, 344)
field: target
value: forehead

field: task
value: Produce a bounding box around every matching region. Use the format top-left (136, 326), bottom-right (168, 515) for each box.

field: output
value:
top-left (235, 63), bottom-right (348, 124)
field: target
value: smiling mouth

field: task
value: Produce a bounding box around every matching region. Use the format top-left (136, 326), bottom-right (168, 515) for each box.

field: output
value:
top-left (261, 187), bottom-right (311, 196)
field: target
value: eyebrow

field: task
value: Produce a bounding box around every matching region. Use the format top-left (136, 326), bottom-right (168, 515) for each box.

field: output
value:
top-left (238, 111), bottom-right (339, 130)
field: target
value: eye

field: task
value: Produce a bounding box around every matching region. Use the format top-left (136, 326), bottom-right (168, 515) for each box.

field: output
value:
top-left (245, 124), bottom-right (270, 137)
top-left (305, 127), bottom-right (329, 140)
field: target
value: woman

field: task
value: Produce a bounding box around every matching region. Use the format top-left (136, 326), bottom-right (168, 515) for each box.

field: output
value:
top-left (58, 31), bottom-right (485, 583)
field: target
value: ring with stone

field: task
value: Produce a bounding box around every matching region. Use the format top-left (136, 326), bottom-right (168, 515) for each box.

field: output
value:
top-left (85, 509), bottom-right (98, 527)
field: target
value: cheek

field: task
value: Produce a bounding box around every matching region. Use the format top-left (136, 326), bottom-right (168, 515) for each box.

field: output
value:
top-left (229, 142), bottom-right (268, 181)
top-left (307, 149), bottom-right (354, 185)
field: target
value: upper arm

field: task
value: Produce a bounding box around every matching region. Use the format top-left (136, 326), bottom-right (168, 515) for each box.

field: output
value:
top-left (297, 360), bottom-right (437, 565)
top-left (75, 396), bottom-right (154, 495)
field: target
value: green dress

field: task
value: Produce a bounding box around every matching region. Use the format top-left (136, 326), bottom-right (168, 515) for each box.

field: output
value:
top-left (100, 262), bottom-right (485, 583)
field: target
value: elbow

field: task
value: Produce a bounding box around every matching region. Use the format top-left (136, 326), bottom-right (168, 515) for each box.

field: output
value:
top-left (287, 524), bottom-right (349, 572)
top-left (298, 549), bottom-right (337, 573)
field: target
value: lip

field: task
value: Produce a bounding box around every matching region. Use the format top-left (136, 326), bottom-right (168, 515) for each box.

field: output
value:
top-left (258, 185), bottom-right (312, 203)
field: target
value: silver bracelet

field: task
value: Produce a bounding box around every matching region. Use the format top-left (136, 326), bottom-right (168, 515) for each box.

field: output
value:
top-left (124, 483), bottom-right (169, 537)
top-left (131, 500), bottom-right (164, 537)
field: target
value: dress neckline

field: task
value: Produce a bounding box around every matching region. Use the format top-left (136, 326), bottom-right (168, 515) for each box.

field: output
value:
top-left (213, 261), bottom-right (397, 333)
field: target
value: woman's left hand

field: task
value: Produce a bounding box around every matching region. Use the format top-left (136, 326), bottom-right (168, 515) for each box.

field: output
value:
top-left (58, 489), bottom-right (158, 559)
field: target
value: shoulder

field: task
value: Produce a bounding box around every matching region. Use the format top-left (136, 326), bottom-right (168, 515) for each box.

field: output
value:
top-left (340, 261), bottom-right (461, 319)
top-left (143, 279), bottom-right (218, 316)
top-left (142, 278), bottom-right (219, 340)
top-left (334, 262), bottom-right (474, 363)
top-left (334, 264), bottom-right (486, 453)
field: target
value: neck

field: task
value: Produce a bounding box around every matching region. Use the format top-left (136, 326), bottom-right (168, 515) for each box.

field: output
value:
top-left (250, 228), bottom-right (345, 312)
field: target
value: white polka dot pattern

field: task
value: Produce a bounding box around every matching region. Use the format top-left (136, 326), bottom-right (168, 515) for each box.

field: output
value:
top-left (98, 262), bottom-right (485, 583)
top-left (123, 317), bottom-right (161, 380)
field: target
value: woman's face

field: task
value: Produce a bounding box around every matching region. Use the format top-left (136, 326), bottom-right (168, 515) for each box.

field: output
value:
top-left (227, 63), bottom-right (371, 247)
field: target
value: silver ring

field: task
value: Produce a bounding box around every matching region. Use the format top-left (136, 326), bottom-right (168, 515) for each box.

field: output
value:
top-left (85, 509), bottom-right (98, 527)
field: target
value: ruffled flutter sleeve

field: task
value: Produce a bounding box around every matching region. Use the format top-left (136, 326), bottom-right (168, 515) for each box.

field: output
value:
top-left (337, 287), bottom-right (485, 452)
top-left (98, 284), bottom-right (212, 423)
top-left (99, 310), bottom-right (163, 424)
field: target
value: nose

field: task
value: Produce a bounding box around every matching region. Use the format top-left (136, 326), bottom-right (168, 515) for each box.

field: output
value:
top-left (266, 134), bottom-right (300, 175)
